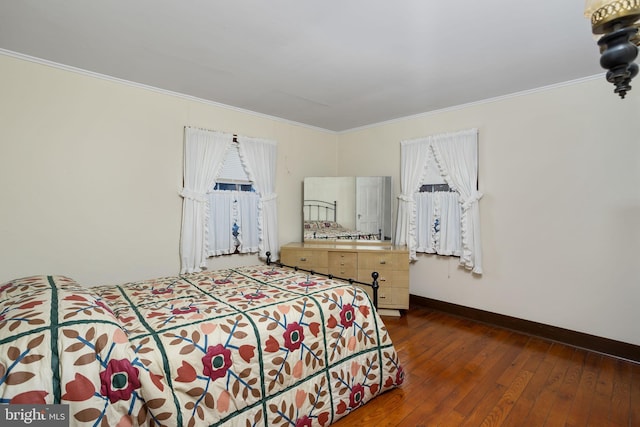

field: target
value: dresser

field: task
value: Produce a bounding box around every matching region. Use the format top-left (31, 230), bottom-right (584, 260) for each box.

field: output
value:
top-left (279, 242), bottom-right (410, 310)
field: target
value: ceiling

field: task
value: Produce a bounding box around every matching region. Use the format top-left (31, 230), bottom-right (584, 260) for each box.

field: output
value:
top-left (0, 1), bottom-right (603, 132)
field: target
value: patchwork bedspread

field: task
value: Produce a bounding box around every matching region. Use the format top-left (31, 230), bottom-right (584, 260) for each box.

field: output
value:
top-left (0, 265), bottom-right (403, 426)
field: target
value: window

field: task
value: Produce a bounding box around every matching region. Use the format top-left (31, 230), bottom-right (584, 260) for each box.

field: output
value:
top-left (179, 127), bottom-right (278, 274)
top-left (208, 143), bottom-right (259, 256)
top-left (416, 152), bottom-right (462, 256)
top-left (416, 186), bottom-right (462, 257)
top-left (394, 128), bottom-right (482, 273)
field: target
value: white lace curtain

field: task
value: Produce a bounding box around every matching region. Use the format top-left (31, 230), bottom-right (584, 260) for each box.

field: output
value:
top-left (207, 190), bottom-right (259, 256)
top-left (237, 135), bottom-right (279, 261)
top-left (179, 128), bottom-right (232, 274)
top-left (415, 191), bottom-right (462, 256)
top-left (394, 128), bottom-right (483, 274)
top-left (179, 127), bottom-right (278, 274)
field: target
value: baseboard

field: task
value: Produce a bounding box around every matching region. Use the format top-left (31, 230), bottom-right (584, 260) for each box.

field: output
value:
top-left (410, 294), bottom-right (640, 364)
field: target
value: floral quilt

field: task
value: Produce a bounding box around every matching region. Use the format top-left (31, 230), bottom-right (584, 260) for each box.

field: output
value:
top-left (0, 265), bottom-right (403, 426)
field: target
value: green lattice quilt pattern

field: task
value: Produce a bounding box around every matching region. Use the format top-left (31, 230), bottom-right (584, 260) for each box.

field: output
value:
top-left (0, 266), bottom-right (403, 426)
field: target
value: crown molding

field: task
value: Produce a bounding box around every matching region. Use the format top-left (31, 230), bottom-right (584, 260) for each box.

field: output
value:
top-left (338, 74), bottom-right (605, 134)
top-left (0, 48), bottom-right (333, 135)
top-left (1, 48), bottom-right (603, 136)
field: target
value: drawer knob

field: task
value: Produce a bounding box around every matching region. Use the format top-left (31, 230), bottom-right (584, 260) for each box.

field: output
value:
top-left (379, 260), bottom-right (386, 264)
top-left (300, 257), bottom-right (307, 262)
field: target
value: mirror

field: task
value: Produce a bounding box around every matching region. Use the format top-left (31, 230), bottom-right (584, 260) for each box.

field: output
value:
top-left (303, 176), bottom-right (392, 242)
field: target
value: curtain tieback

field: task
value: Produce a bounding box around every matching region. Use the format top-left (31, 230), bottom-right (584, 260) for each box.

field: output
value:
top-left (398, 194), bottom-right (414, 202)
top-left (461, 191), bottom-right (483, 210)
top-left (180, 188), bottom-right (208, 202)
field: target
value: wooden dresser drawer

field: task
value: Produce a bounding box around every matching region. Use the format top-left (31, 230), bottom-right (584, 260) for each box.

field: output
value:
top-left (280, 248), bottom-right (328, 270)
top-left (328, 252), bottom-right (358, 278)
top-left (377, 287), bottom-right (410, 309)
top-left (359, 285), bottom-right (410, 310)
top-left (357, 252), bottom-right (408, 270)
top-left (358, 269), bottom-right (408, 289)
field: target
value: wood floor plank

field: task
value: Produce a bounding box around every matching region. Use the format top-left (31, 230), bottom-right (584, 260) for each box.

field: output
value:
top-left (479, 369), bottom-right (534, 427)
top-left (449, 329), bottom-right (516, 415)
top-left (454, 333), bottom-right (529, 424)
top-left (588, 355), bottom-right (618, 426)
top-left (564, 351), bottom-right (601, 427)
top-left (401, 322), bottom-right (502, 426)
top-left (495, 334), bottom-right (536, 387)
top-left (498, 338), bottom-right (553, 426)
top-left (418, 326), bottom-right (516, 426)
top-left (330, 304), bottom-right (639, 427)
top-left (630, 362), bottom-right (640, 427)
top-left (542, 348), bottom-right (587, 427)
top-left (525, 343), bottom-right (575, 425)
top-left (500, 342), bottom-right (562, 426)
top-left (608, 358), bottom-right (632, 426)
top-left (458, 382), bottom-right (507, 426)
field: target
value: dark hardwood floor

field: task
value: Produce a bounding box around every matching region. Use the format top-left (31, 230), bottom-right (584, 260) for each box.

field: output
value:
top-left (332, 303), bottom-right (640, 427)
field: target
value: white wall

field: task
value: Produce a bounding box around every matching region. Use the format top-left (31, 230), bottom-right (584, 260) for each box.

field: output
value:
top-left (2, 52), bottom-right (639, 347)
top-left (337, 78), bottom-right (640, 346)
top-left (0, 54), bottom-right (337, 285)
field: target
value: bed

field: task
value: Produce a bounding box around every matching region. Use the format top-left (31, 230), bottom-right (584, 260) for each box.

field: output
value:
top-left (303, 200), bottom-right (381, 241)
top-left (0, 261), bottom-right (403, 426)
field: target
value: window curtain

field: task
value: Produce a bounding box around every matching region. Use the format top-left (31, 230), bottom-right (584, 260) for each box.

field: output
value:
top-left (394, 140), bottom-right (432, 258)
top-left (179, 128), bottom-right (233, 274)
top-left (394, 128), bottom-right (483, 274)
top-left (207, 191), bottom-right (235, 256)
top-left (236, 136), bottom-right (279, 260)
top-left (415, 191), bottom-right (462, 256)
top-left (207, 190), bottom-right (259, 256)
top-left (431, 129), bottom-right (483, 273)
top-left (234, 191), bottom-right (260, 253)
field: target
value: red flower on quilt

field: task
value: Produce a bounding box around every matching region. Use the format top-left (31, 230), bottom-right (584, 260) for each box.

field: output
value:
top-left (283, 322), bottom-right (305, 352)
top-left (9, 391), bottom-right (48, 404)
top-left (172, 306), bottom-right (198, 315)
top-left (348, 383), bottom-right (365, 408)
top-left (339, 304), bottom-right (356, 328)
top-left (202, 344), bottom-right (232, 381)
top-left (358, 305), bottom-right (370, 317)
top-left (295, 415), bottom-right (312, 427)
top-left (326, 315), bottom-right (338, 329)
top-left (62, 372), bottom-right (96, 401)
top-left (99, 359), bottom-right (141, 403)
top-left (244, 291), bottom-right (266, 300)
top-left (152, 287), bottom-right (173, 295)
top-left (0, 283), bottom-right (12, 293)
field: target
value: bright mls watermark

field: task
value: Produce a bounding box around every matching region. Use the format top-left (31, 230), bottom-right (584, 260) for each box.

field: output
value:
top-left (1, 405), bottom-right (69, 426)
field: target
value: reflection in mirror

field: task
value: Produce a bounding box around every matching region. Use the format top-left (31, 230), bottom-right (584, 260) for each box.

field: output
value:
top-left (303, 176), bottom-right (392, 242)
